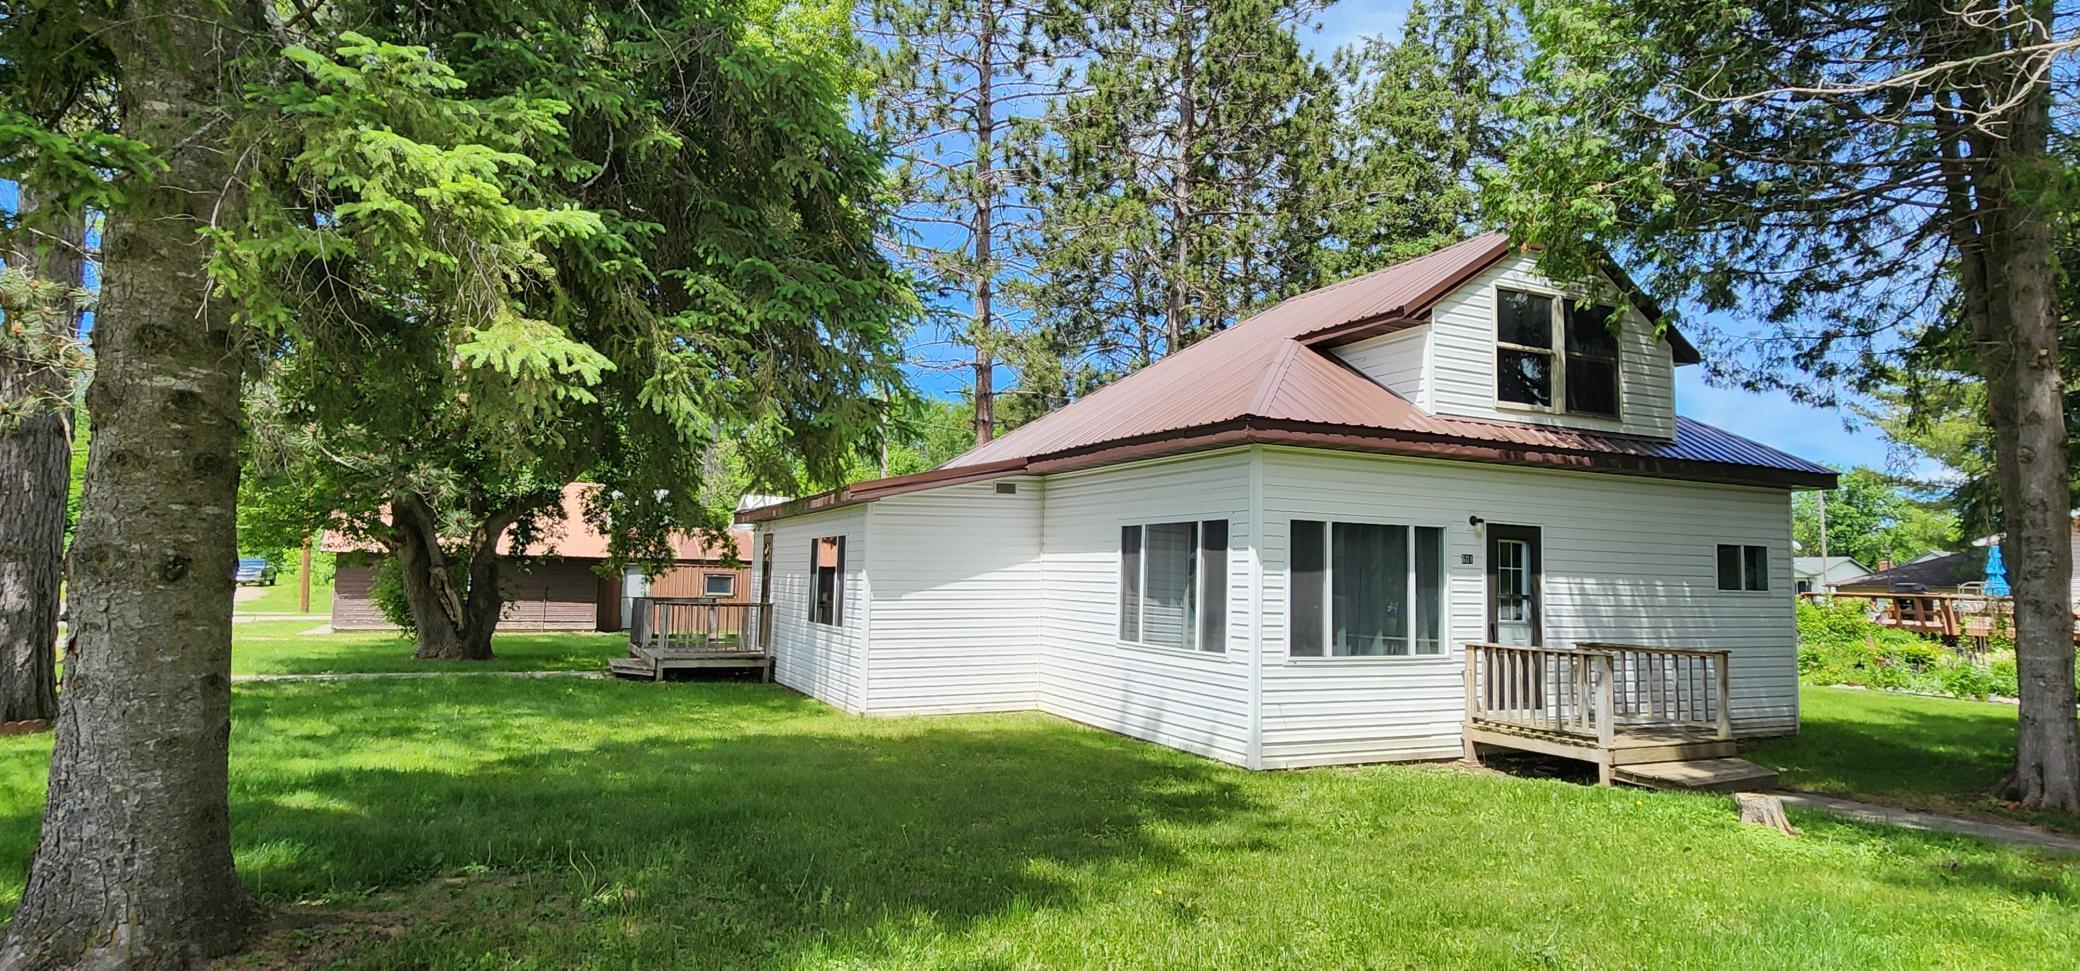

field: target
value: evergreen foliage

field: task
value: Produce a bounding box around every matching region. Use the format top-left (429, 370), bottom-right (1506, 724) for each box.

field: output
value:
top-left (219, 4), bottom-right (913, 655)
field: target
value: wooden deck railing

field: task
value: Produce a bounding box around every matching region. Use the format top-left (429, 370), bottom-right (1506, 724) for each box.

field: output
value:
top-left (1578, 643), bottom-right (1732, 741)
top-left (1464, 642), bottom-right (1732, 745)
top-left (1796, 590), bottom-right (2023, 640)
top-left (629, 597), bottom-right (771, 655)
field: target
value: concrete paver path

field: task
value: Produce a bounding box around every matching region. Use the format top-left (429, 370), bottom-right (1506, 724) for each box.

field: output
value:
top-left (1777, 790), bottom-right (2080, 855)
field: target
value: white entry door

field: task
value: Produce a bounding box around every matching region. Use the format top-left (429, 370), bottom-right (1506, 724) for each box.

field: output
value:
top-left (1486, 525), bottom-right (1542, 646)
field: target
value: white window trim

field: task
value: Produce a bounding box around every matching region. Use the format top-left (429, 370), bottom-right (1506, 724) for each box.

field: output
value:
top-left (1492, 282), bottom-right (1625, 421)
top-left (702, 573), bottom-right (736, 597)
top-left (1289, 516), bottom-right (1452, 662)
top-left (1118, 519), bottom-right (1226, 655)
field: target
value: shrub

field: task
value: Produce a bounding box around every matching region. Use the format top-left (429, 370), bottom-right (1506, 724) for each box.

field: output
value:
top-left (1795, 596), bottom-right (2021, 700)
top-left (1989, 654), bottom-right (2020, 698)
top-left (369, 557), bottom-right (417, 635)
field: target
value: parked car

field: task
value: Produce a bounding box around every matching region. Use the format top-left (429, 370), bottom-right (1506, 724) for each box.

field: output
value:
top-left (234, 557), bottom-right (279, 586)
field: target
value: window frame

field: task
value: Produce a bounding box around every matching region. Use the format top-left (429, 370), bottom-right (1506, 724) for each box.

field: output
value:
top-left (809, 535), bottom-right (845, 626)
top-left (1492, 284), bottom-right (1627, 421)
top-left (1716, 543), bottom-right (1770, 593)
top-left (1117, 518), bottom-right (1230, 655)
top-left (1287, 516), bottom-right (1452, 661)
top-left (702, 572), bottom-right (736, 598)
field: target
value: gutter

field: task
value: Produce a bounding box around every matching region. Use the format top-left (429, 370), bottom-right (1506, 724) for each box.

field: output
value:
top-left (736, 416), bottom-right (1835, 525)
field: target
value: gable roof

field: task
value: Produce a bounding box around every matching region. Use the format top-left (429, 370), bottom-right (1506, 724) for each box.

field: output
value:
top-left (1794, 556), bottom-right (1875, 584)
top-left (324, 483), bottom-right (751, 562)
top-left (1839, 550), bottom-right (1984, 592)
top-left (739, 235), bottom-right (1833, 524)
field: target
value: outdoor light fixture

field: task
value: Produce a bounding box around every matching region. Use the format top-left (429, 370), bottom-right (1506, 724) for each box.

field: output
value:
top-left (1468, 515), bottom-right (1484, 528)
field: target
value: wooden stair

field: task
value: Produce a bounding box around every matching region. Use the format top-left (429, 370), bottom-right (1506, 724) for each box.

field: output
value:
top-left (606, 641), bottom-right (772, 682)
top-left (1614, 757), bottom-right (1779, 793)
top-left (608, 653), bottom-right (663, 681)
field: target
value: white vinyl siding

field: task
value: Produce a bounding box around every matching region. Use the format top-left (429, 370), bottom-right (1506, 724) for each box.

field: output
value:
top-left (1428, 252), bottom-right (1677, 440)
top-left (861, 478), bottom-right (1043, 715)
top-left (1331, 326), bottom-right (1430, 407)
top-left (757, 506), bottom-right (868, 713)
top-left (1256, 447), bottom-right (1797, 768)
top-left (1038, 451), bottom-right (1255, 766)
top-left (2069, 525), bottom-right (2079, 609)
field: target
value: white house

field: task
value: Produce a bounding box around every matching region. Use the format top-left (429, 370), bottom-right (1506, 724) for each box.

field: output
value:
top-left (738, 234), bottom-right (1835, 770)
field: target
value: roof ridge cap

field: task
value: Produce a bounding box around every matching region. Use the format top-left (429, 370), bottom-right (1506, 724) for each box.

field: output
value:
top-left (1248, 342), bottom-right (1305, 416)
top-left (1241, 232), bottom-right (1505, 322)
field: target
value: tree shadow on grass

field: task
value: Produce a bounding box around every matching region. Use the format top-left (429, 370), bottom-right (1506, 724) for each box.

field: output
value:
top-left (1745, 700), bottom-right (2016, 796)
top-left (1735, 693), bottom-right (2080, 840)
top-left (222, 680), bottom-right (1261, 966)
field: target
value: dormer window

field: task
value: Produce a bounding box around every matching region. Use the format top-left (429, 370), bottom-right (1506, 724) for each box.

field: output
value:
top-left (1495, 288), bottom-right (1622, 418)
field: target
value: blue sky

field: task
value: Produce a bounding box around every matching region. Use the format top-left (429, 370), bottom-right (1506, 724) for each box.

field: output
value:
top-left (1, 2), bottom-right (1906, 478)
top-left (898, 0), bottom-right (1904, 476)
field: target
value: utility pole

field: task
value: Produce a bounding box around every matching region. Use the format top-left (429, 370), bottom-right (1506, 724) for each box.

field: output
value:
top-left (1817, 490), bottom-right (1830, 595)
top-left (298, 540), bottom-right (313, 613)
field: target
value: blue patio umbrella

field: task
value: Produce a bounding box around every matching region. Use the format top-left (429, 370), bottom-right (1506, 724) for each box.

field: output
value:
top-left (1984, 544), bottom-right (2011, 597)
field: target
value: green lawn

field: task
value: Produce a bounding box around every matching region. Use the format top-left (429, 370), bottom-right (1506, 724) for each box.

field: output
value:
top-left (1745, 684), bottom-right (2074, 832)
top-left (233, 557), bottom-right (334, 616)
top-left (231, 621), bottom-right (627, 675)
top-left (4, 679), bottom-right (2078, 968)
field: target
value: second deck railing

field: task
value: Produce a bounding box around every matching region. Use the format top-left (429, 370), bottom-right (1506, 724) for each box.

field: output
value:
top-left (1465, 642), bottom-right (1731, 746)
top-left (630, 597), bottom-right (771, 655)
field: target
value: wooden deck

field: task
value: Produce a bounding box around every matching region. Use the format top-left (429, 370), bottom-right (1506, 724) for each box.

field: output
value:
top-left (1462, 642), bottom-right (1777, 791)
top-left (1796, 590), bottom-right (2080, 645)
top-left (608, 598), bottom-right (773, 681)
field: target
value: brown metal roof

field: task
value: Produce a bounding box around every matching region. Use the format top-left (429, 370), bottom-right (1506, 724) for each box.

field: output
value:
top-left (738, 235), bottom-right (1829, 524)
top-left (325, 483), bottom-right (752, 561)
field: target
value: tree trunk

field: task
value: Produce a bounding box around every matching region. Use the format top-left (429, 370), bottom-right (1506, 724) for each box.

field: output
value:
top-left (1982, 93), bottom-right (2078, 811)
top-left (0, 188), bottom-right (81, 726)
top-left (390, 495), bottom-right (504, 661)
top-left (0, 2), bottom-right (263, 965)
top-left (971, 0), bottom-right (997, 445)
top-left (1165, 0), bottom-right (1196, 355)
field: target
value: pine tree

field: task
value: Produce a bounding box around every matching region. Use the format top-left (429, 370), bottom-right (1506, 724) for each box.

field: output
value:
top-left (860, 0), bottom-right (1088, 444)
top-left (0, 0), bottom-right (268, 962)
top-left (0, 188), bottom-right (86, 726)
top-left (221, 5), bottom-right (912, 660)
top-left (1017, 0), bottom-right (1333, 385)
top-left (1498, 0), bottom-right (2079, 810)
top-left (1308, 0), bottom-right (1515, 280)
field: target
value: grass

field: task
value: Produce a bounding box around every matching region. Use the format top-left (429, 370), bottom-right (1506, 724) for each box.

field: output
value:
top-left (5, 678), bottom-right (2080, 968)
top-left (233, 557), bottom-right (334, 616)
top-left (1745, 684), bottom-right (2078, 833)
top-left (230, 622), bottom-right (627, 676)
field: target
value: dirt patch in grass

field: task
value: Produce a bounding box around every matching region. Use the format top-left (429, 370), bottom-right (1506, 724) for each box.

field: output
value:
top-left (215, 872), bottom-right (546, 970)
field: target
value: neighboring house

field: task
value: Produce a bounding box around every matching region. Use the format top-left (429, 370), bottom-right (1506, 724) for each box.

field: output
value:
top-left (738, 234), bottom-right (1835, 770)
top-left (1835, 552), bottom-right (1983, 596)
top-left (1793, 555), bottom-right (1874, 594)
top-left (326, 484), bottom-right (751, 633)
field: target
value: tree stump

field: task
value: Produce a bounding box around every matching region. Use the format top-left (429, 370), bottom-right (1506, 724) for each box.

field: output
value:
top-left (1735, 792), bottom-right (1798, 836)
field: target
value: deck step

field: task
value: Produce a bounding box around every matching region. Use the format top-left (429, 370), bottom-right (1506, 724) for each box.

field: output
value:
top-left (607, 657), bottom-right (658, 680)
top-left (1614, 757), bottom-right (1779, 794)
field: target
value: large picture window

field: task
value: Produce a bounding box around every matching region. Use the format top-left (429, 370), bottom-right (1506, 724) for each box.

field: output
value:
top-left (1119, 520), bottom-right (1228, 652)
top-left (1290, 520), bottom-right (1446, 657)
top-left (809, 536), bottom-right (844, 625)
top-left (1495, 287), bottom-right (1623, 418)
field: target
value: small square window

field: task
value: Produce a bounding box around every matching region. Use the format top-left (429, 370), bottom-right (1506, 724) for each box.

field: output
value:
top-left (703, 573), bottom-right (735, 597)
top-left (1717, 544), bottom-right (1768, 592)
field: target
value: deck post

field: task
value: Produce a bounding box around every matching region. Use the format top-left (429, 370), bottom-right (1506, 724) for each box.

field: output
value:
top-left (1714, 651), bottom-right (1733, 740)
top-left (1594, 652), bottom-right (1615, 752)
top-left (1463, 647), bottom-right (1480, 762)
